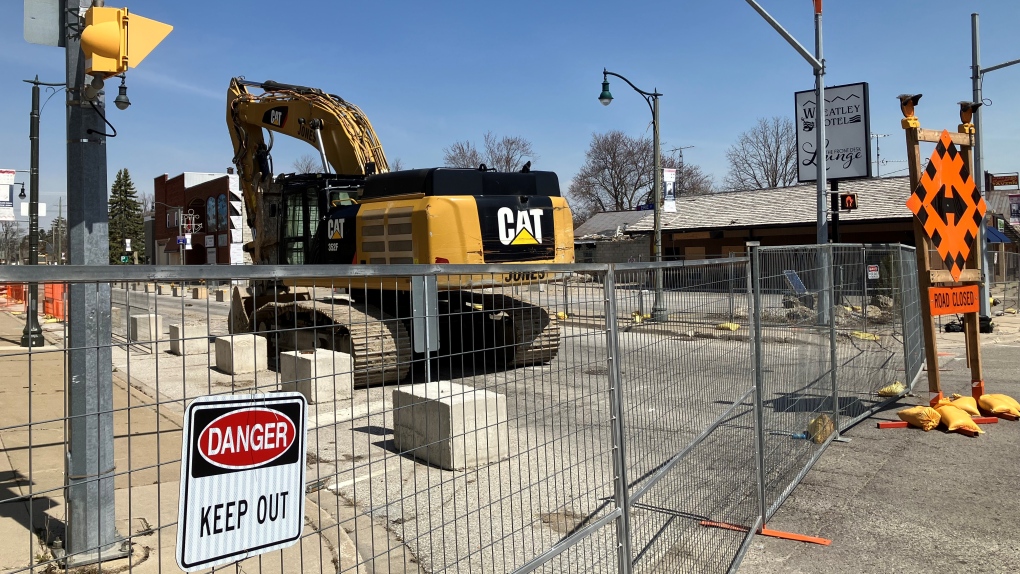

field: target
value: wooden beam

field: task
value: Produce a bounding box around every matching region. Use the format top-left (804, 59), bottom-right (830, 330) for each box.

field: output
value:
top-left (905, 126), bottom-right (942, 400)
top-left (916, 128), bottom-right (972, 147)
top-left (930, 269), bottom-right (982, 283)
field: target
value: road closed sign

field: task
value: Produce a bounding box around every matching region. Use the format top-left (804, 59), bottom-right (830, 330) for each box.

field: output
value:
top-left (176, 393), bottom-right (307, 571)
top-left (928, 285), bottom-right (980, 316)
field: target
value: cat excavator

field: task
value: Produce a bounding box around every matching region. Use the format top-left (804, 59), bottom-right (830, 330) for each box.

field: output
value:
top-left (226, 78), bottom-right (574, 385)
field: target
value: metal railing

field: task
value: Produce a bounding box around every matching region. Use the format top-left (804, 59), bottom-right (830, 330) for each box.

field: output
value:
top-left (0, 244), bottom-right (923, 574)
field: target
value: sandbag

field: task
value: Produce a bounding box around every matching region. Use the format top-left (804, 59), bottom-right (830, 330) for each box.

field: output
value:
top-left (935, 404), bottom-right (983, 434)
top-left (877, 381), bottom-right (905, 397)
top-left (978, 394), bottom-right (1020, 417)
top-left (808, 414), bottom-right (834, 444)
top-left (897, 406), bottom-right (941, 431)
top-left (949, 394), bottom-right (981, 417)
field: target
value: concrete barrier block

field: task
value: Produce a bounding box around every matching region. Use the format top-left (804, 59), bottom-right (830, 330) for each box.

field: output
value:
top-left (130, 314), bottom-right (165, 342)
top-left (169, 324), bottom-right (209, 356)
top-left (215, 289), bottom-right (228, 302)
top-left (215, 334), bottom-right (267, 374)
top-left (393, 381), bottom-right (509, 470)
top-left (171, 286), bottom-right (183, 297)
top-left (279, 349), bottom-right (353, 404)
top-left (145, 283), bottom-right (155, 293)
top-left (192, 286), bottom-right (208, 299)
top-left (111, 307), bottom-right (124, 329)
top-left (157, 284), bottom-right (169, 295)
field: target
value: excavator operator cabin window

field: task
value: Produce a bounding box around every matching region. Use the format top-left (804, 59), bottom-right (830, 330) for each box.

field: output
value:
top-left (281, 187), bottom-right (319, 264)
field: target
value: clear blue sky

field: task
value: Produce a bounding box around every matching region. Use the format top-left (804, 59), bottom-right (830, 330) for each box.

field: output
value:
top-left (2, 1), bottom-right (1019, 229)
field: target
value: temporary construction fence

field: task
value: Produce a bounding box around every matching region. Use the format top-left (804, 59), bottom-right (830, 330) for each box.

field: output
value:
top-left (0, 243), bottom-right (923, 574)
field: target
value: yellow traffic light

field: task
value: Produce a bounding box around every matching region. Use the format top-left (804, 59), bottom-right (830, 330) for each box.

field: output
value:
top-left (80, 6), bottom-right (172, 78)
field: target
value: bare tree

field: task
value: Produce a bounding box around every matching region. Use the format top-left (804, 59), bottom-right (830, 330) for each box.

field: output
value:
top-left (292, 154), bottom-right (322, 174)
top-left (0, 221), bottom-right (23, 264)
top-left (723, 116), bottom-right (797, 190)
top-left (443, 140), bottom-right (483, 169)
top-left (482, 132), bottom-right (535, 172)
top-left (568, 131), bottom-right (653, 222)
top-left (139, 191), bottom-right (155, 216)
top-left (444, 132), bottom-right (535, 171)
top-left (389, 157), bottom-right (405, 171)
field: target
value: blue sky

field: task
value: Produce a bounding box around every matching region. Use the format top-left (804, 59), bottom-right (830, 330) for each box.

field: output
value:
top-left (2, 1), bottom-right (1019, 229)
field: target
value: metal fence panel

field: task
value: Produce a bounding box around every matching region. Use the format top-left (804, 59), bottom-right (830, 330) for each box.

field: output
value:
top-left (0, 246), bottom-right (923, 574)
top-left (611, 260), bottom-right (758, 573)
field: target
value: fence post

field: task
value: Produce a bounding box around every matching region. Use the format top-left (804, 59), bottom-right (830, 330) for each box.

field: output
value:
top-left (603, 265), bottom-right (633, 574)
top-left (728, 254), bottom-right (736, 324)
top-left (746, 242), bottom-right (768, 526)
top-left (829, 245), bottom-right (841, 436)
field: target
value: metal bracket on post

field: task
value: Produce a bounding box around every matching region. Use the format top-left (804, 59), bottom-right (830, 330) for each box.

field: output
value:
top-left (602, 265), bottom-right (633, 574)
top-left (411, 274), bottom-right (439, 382)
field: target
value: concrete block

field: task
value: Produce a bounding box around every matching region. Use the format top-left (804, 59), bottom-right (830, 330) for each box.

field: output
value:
top-left (145, 283), bottom-right (155, 293)
top-left (130, 314), bottom-right (165, 342)
top-left (393, 381), bottom-right (509, 470)
top-left (169, 324), bottom-right (209, 356)
top-left (215, 289), bottom-right (228, 302)
top-left (130, 283), bottom-right (139, 291)
top-left (111, 307), bottom-right (124, 330)
top-left (192, 286), bottom-right (208, 299)
top-left (279, 349), bottom-right (353, 404)
top-left (157, 284), bottom-right (169, 295)
top-left (171, 286), bottom-right (183, 297)
top-left (215, 334), bottom-right (268, 374)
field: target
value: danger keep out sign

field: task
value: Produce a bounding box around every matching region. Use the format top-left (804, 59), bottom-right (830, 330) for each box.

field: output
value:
top-left (177, 394), bottom-right (307, 572)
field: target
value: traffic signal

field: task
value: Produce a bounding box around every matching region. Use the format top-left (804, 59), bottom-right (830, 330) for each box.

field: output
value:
top-left (839, 192), bottom-right (858, 211)
top-left (80, 6), bottom-right (172, 78)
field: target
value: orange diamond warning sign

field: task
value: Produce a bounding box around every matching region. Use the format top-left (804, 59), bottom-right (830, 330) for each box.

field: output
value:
top-left (905, 130), bottom-right (986, 282)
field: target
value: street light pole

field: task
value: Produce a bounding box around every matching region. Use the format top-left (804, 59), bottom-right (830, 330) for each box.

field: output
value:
top-left (599, 68), bottom-right (667, 321)
top-left (971, 12), bottom-right (1020, 328)
top-left (21, 76), bottom-right (63, 347)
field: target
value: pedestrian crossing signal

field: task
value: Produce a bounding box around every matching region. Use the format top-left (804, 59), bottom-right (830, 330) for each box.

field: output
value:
top-left (839, 193), bottom-right (858, 211)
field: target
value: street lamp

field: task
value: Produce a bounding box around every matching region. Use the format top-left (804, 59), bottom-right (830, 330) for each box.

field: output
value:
top-left (20, 77), bottom-right (63, 347)
top-left (599, 68), bottom-right (667, 322)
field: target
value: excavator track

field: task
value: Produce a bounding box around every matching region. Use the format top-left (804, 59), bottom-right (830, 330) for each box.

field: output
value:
top-left (475, 294), bottom-right (560, 367)
top-left (252, 299), bottom-right (411, 386)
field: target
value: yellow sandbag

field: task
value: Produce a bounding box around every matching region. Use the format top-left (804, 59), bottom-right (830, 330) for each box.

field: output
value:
top-left (949, 394), bottom-right (981, 417)
top-left (978, 394), bottom-right (1020, 417)
top-left (716, 323), bottom-right (739, 331)
top-left (935, 404), bottom-right (983, 434)
top-left (897, 405), bottom-right (941, 431)
top-left (808, 414), bottom-right (834, 444)
top-left (852, 331), bottom-right (879, 341)
top-left (877, 381), bottom-right (905, 397)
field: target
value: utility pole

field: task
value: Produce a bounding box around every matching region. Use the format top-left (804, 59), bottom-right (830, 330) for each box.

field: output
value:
top-left (63, 0), bottom-right (125, 563)
top-left (872, 133), bottom-right (889, 178)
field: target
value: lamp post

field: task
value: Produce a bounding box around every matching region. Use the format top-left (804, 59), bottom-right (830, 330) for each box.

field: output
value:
top-left (971, 13), bottom-right (1020, 329)
top-left (599, 68), bottom-right (667, 322)
top-left (21, 77), bottom-right (64, 347)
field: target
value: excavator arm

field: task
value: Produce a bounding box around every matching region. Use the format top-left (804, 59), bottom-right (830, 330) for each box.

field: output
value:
top-left (226, 77), bottom-right (389, 263)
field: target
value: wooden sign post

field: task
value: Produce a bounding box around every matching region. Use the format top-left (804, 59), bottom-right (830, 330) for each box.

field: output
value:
top-left (899, 96), bottom-right (987, 405)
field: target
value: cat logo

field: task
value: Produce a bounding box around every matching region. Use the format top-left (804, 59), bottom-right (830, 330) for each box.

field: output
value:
top-left (497, 207), bottom-right (544, 246)
top-left (261, 106), bottom-right (288, 128)
top-left (327, 218), bottom-right (345, 240)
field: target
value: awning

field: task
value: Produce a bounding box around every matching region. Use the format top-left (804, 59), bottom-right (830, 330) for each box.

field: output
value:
top-left (986, 225), bottom-right (1011, 244)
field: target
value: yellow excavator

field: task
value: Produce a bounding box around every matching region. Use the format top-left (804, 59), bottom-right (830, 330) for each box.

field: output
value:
top-left (226, 78), bottom-right (574, 384)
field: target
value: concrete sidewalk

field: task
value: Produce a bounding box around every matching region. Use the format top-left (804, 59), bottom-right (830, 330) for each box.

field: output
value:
top-left (738, 311), bottom-right (1020, 572)
top-left (0, 308), bottom-right (365, 574)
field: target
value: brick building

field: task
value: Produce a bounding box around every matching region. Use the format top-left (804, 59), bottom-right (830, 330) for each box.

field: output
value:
top-left (152, 172), bottom-right (251, 265)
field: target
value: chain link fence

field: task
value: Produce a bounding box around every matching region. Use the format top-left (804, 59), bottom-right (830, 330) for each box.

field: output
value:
top-left (0, 244), bottom-right (922, 574)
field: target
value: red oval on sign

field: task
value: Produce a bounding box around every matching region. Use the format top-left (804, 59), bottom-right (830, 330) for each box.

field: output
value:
top-left (197, 408), bottom-right (296, 470)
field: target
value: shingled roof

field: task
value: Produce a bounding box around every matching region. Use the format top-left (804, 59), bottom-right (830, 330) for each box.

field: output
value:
top-left (627, 176), bottom-right (914, 232)
top-left (574, 210), bottom-right (649, 238)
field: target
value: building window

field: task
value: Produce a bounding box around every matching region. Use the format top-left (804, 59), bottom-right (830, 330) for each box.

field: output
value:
top-left (167, 210), bottom-right (178, 228)
top-left (218, 194), bottom-right (228, 230)
top-left (206, 197), bottom-right (218, 232)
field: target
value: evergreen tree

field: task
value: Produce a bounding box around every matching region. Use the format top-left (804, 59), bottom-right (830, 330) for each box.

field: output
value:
top-left (108, 168), bottom-right (145, 264)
